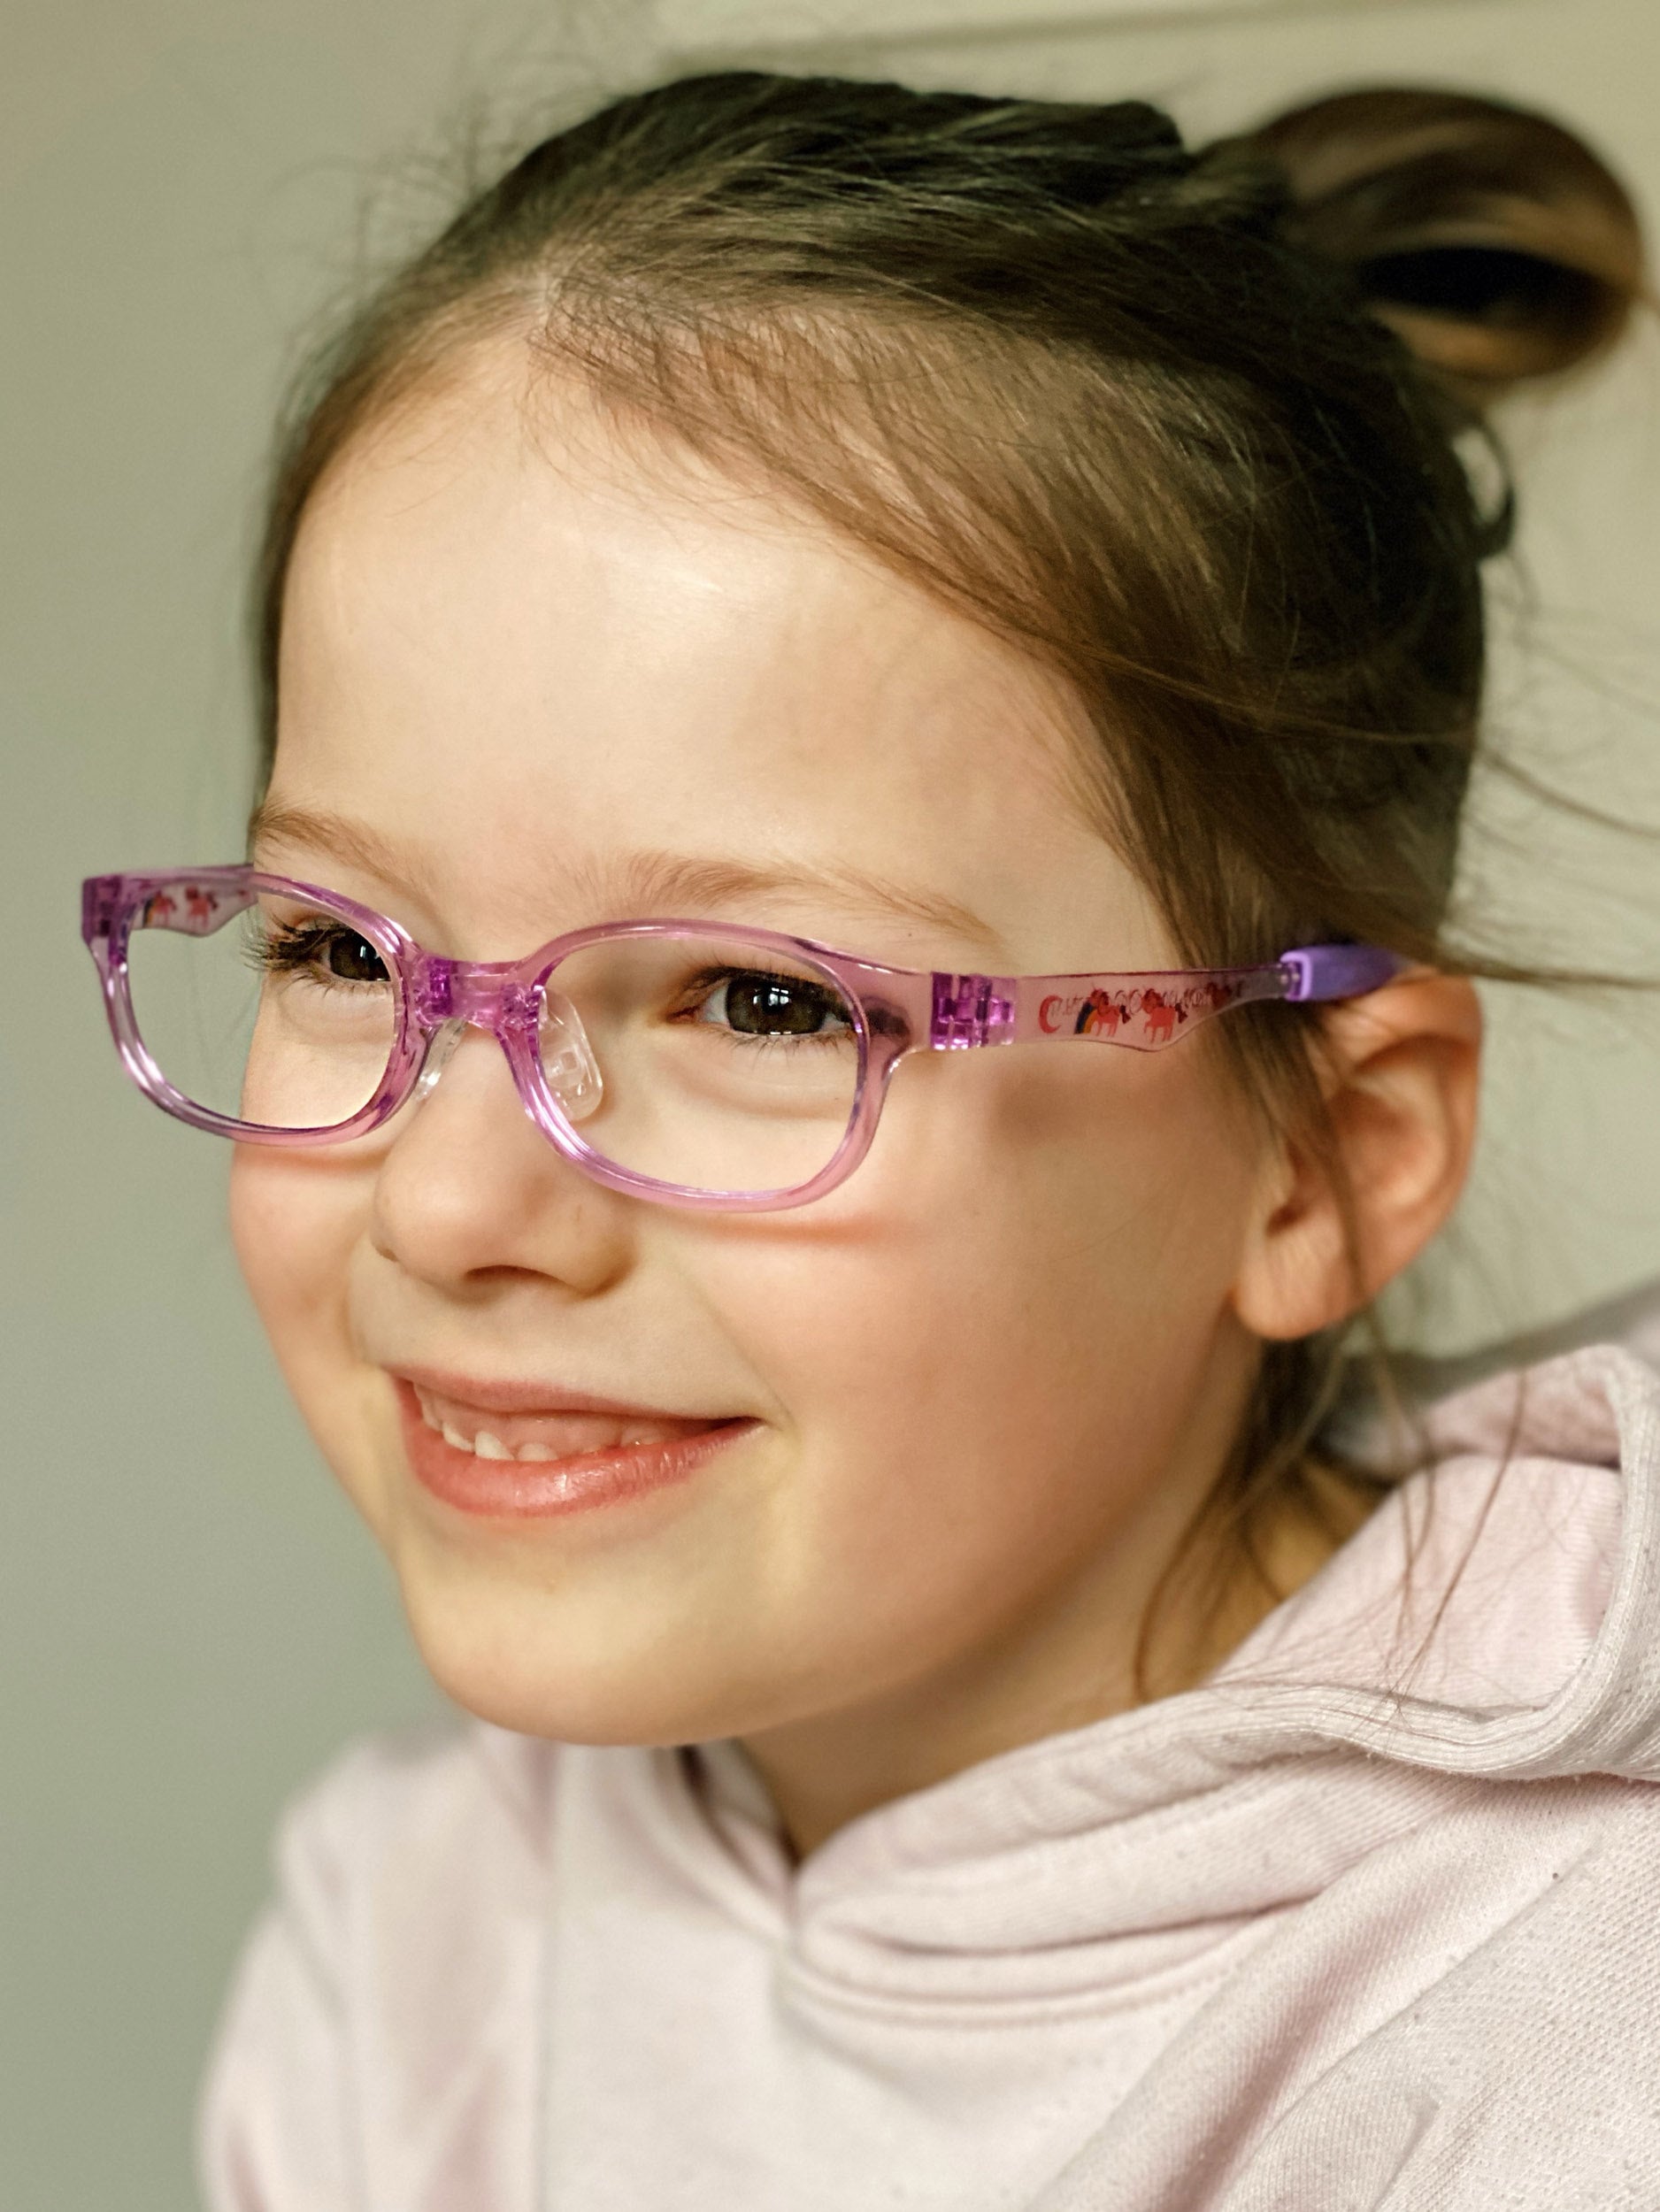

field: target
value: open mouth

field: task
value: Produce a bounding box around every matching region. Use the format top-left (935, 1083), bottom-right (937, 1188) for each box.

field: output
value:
top-left (392, 1378), bottom-right (756, 1518)
top-left (408, 1379), bottom-right (721, 1463)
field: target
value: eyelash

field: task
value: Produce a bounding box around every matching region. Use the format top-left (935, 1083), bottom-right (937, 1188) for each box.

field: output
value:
top-left (250, 921), bottom-right (389, 988)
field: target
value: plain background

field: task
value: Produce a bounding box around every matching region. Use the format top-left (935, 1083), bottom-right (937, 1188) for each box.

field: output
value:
top-left (5, 1), bottom-right (1660, 2205)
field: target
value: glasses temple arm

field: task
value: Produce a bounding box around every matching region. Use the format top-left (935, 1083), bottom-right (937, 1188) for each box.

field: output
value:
top-left (926, 944), bottom-right (1406, 1050)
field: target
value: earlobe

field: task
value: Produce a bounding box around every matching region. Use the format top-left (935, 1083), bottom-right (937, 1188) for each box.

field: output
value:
top-left (1232, 974), bottom-right (1483, 1343)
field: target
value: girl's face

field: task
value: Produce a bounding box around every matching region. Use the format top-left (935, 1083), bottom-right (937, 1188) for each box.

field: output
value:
top-left (233, 347), bottom-right (1280, 1804)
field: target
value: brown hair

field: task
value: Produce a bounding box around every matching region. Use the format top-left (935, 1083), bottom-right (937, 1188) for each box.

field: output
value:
top-left (250, 73), bottom-right (1647, 1697)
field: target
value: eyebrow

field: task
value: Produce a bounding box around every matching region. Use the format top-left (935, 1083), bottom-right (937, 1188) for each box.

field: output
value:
top-left (247, 799), bottom-right (1003, 950)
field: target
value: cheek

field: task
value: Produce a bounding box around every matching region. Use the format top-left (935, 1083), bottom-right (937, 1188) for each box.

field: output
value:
top-left (229, 1148), bottom-right (385, 1525)
top-left (700, 1049), bottom-right (1260, 1601)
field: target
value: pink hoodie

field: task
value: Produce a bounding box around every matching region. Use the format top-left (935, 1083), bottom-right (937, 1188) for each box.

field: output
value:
top-left (199, 1327), bottom-right (1660, 2211)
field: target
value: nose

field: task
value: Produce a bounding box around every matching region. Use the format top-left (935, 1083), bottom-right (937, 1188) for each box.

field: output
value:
top-left (370, 1018), bottom-right (628, 1296)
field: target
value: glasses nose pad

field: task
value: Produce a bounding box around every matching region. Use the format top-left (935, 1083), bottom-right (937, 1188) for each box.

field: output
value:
top-left (539, 991), bottom-right (603, 1123)
top-left (412, 1017), bottom-right (466, 1106)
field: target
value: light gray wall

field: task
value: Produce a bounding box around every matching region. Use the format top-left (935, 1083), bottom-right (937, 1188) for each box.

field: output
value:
top-left (4, 3), bottom-right (1657, 2207)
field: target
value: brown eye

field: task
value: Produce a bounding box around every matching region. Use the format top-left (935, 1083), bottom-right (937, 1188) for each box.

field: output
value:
top-left (321, 931), bottom-right (388, 984)
top-left (260, 922), bottom-right (391, 986)
top-left (722, 972), bottom-right (846, 1036)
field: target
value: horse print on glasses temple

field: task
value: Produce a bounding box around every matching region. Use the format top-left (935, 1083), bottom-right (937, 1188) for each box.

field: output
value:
top-left (142, 882), bottom-right (231, 934)
top-left (1041, 979), bottom-right (1249, 1048)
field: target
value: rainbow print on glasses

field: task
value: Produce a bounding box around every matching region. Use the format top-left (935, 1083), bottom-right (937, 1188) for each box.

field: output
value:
top-left (81, 867), bottom-right (1405, 1212)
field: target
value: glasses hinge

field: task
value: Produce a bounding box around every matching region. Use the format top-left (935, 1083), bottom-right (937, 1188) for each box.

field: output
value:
top-left (81, 876), bottom-right (122, 943)
top-left (411, 959), bottom-right (456, 1025)
top-left (930, 972), bottom-right (1017, 1050)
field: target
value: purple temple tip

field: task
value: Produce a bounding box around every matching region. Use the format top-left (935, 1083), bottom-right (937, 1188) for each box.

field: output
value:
top-left (1280, 944), bottom-right (1406, 1002)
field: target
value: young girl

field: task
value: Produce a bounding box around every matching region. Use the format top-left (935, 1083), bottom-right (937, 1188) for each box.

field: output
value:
top-left (83, 70), bottom-right (1660, 2211)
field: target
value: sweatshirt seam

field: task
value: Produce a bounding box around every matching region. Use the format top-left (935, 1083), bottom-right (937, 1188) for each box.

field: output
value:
top-left (775, 1911), bottom-right (1287, 2028)
top-left (796, 1755), bottom-right (1422, 1913)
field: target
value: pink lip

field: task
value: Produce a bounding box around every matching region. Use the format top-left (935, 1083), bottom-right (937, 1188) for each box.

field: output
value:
top-left (393, 1379), bottom-right (755, 1520)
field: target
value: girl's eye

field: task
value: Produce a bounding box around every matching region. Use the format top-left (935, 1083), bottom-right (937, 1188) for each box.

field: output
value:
top-left (261, 923), bottom-right (390, 986)
top-left (694, 969), bottom-right (852, 1040)
top-left (321, 932), bottom-right (388, 984)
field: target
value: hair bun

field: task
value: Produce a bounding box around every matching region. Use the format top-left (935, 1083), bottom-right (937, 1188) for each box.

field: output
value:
top-left (1247, 87), bottom-right (1647, 403)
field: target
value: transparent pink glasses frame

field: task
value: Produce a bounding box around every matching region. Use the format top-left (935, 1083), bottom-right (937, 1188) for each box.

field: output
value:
top-left (81, 866), bottom-right (1406, 1212)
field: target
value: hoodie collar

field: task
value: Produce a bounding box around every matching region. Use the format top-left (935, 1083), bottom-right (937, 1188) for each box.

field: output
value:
top-left (668, 1345), bottom-right (1660, 1995)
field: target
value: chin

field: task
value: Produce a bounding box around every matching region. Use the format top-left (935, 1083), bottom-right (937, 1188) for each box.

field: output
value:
top-left (392, 1563), bottom-right (765, 1748)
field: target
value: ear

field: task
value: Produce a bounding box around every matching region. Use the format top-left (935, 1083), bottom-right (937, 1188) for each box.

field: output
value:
top-left (1231, 972), bottom-right (1483, 1342)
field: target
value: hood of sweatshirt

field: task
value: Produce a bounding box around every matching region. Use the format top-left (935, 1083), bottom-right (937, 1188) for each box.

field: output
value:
top-left (670, 1340), bottom-right (1660, 2007)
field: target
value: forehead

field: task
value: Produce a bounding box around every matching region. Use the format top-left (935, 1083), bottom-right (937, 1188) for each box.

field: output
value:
top-left (271, 349), bottom-right (1155, 963)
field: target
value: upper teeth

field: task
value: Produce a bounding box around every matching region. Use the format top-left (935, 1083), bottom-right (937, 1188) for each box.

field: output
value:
top-left (438, 1413), bottom-right (533, 1462)
top-left (419, 1390), bottom-right (673, 1463)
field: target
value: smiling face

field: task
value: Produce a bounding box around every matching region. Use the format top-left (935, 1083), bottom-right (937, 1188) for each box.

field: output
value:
top-left (232, 342), bottom-right (1287, 1836)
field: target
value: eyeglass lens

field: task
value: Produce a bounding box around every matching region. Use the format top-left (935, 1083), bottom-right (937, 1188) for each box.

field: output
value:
top-left (123, 887), bottom-right (865, 1195)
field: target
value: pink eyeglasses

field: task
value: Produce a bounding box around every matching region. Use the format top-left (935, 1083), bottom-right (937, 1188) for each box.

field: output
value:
top-left (82, 866), bottom-right (1405, 1212)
